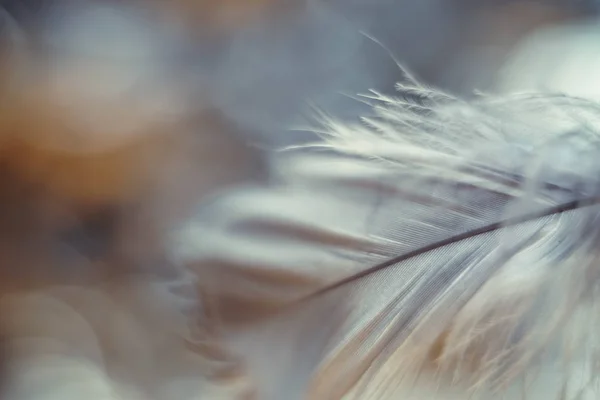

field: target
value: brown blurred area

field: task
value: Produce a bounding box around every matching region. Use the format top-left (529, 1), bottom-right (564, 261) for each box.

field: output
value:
top-left (0, 0), bottom-right (268, 291)
top-left (152, 0), bottom-right (285, 34)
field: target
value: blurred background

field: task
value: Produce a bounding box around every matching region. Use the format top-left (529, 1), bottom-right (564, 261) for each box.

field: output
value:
top-left (1, 0), bottom-right (599, 147)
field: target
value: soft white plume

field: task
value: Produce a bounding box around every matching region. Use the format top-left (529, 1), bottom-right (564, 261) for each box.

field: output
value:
top-left (178, 76), bottom-right (600, 400)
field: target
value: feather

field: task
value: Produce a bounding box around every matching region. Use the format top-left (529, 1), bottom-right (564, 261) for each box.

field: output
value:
top-left (177, 79), bottom-right (600, 399)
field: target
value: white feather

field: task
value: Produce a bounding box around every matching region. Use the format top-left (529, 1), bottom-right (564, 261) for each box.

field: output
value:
top-left (177, 78), bottom-right (600, 399)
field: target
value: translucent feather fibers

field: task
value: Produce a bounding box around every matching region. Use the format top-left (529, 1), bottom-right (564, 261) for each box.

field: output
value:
top-left (179, 78), bottom-right (600, 400)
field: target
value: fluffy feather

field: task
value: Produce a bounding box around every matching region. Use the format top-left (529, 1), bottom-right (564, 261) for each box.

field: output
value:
top-left (177, 77), bottom-right (600, 399)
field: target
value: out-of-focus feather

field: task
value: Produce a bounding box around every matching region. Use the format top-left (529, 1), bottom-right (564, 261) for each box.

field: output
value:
top-left (0, 4), bottom-right (263, 399)
top-left (0, 277), bottom-right (254, 400)
top-left (177, 79), bottom-right (600, 399)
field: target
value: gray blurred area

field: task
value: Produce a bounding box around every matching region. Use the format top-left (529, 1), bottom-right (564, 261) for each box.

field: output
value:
top-left (0, 0), bottom-right (597, 147)
top-left (199, 0), bottom-right (594, 146)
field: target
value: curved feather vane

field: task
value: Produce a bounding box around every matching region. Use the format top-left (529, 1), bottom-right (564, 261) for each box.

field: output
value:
top-left (177, 80), bottom-right (600, 400)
